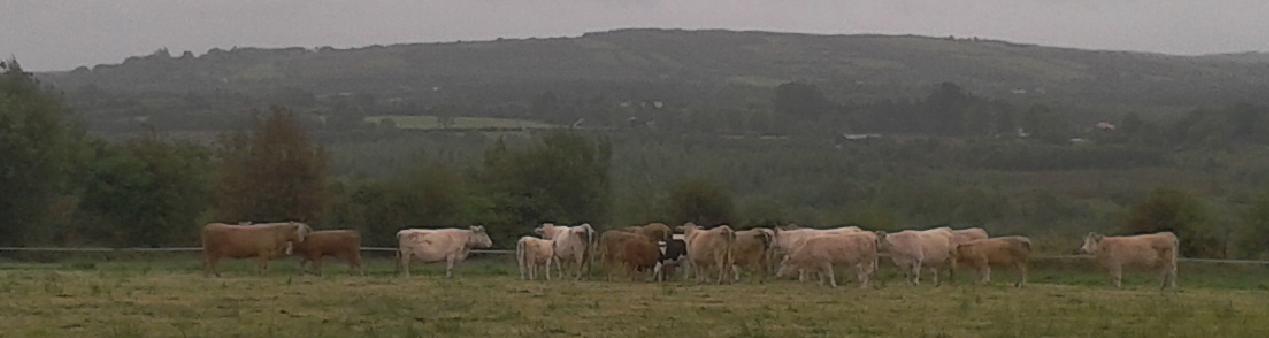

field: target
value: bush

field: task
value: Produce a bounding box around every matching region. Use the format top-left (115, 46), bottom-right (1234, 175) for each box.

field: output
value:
top-left (666, 178), bottom-right (735, 226)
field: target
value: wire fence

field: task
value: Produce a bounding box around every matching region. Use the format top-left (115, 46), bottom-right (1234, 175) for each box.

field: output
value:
top-left (2, 247), bottom-right (1268, 265)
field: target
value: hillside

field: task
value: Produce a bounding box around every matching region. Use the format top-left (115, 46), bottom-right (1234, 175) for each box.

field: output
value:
top-left (36, 28), bottom-right (1269, 133)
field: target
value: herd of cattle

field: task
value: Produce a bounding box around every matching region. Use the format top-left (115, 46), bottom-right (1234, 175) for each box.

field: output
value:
top-left (199, 222), bottom-right (1181, 289)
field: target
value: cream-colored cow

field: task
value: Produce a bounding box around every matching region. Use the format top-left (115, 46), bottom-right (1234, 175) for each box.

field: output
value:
top-left (397, 226), bottom-right (494, 278)
top-left (536, 223), bottom-right (595, 280)
top-left (516, 237), bottom-right (554, 280)
top-left (880, 228), bottom-right (957, 285)
top-left (776, 231), bottom-right (879, 288)
top-left (679, 223), bottom-right (735, 284)
top-left (1079, 232), bottom-right (1179, 289)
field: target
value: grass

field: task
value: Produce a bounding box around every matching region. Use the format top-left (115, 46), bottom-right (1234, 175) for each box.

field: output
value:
top-left (2, 254), bottom-right (1268, 337)
top-left (364, 115), bottom-right (556, 130)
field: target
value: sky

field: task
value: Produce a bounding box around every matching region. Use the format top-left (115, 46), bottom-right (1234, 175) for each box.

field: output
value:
top-left (5, 0), bottom-right (1269, 71)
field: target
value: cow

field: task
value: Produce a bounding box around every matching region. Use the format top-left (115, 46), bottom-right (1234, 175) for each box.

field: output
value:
top-left (201, 222), bottom-right (308, 277)
top-left (657, 237), bottom-right (689, 281)
top-left (597, 230), bottom-right (661, 282)
top-left (516, 237), bottom-right (555, 280)
top-left (618, 223), bottom-right (673, 242)
top-left (776, 231), bottom-right (879, 288)
top-left (730, 228), bottom-right (774, 282)
top-left (955, 236), bottom-right (1031, 287)
top-left (397, 225), bottom-right (494, 278)
top-left (679, 223), bottom-right (735, 284)
top-left (1079, 232), bottom-right (1179, 289)
top-left (879, 228), bottom-right (957, 286)
top-left (938, 226), bottom-right (989, 245)
top-left (535, 223), bottom-right (595, 280)
top-left (769, 226), bottom-right (861, 277)
top-left (292, 226), bottom-right (365, 276)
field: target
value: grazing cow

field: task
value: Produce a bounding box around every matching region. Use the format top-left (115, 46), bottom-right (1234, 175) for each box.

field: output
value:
top-left (879, 228), bottom-right (957, 285)
top-left (776, 231), bottom-right (879, 288)
top-left (938, 226), bottom-right (989, 245)
top-left (769, 226), bottom-right (861, 276)
top-left (679, 223), bottom-right (735, 284)
top-left (618, 223), bottom-right (673, 242)
top-left (201, 222), bottom-right (308, 277)
top-left (730, 228), bottom-right (774, 282)
top-left (536, 223), bottom-right (595, 280)
top-left (657, 238), bottom-right (689, 281)
top-left (1079, 232), bottom-right (1179, 289)
top-left (292, 226), bottom-right (365, 276)
top-left (398, 225), bottom-right (494, 278)
top-left (597, 230), bottom-right (661, 281)
top-left (516, 237), bottom-right (555, 280)
top-left (955, 237), bottom-right (1031, 287)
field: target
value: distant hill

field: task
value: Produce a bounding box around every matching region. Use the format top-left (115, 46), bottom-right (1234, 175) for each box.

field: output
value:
top-left (34, 28), bottom-right (1269, 132)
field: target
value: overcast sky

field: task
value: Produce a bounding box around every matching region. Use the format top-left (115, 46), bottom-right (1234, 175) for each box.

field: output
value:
top-left (6, 0), bottom-right (1269, 71)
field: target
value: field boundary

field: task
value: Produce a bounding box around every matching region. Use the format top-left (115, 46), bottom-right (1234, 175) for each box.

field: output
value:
top-left (1, 247), bottom-right (1268, 265)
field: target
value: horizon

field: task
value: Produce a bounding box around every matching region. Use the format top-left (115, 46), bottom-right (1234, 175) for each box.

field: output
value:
top-left (7, 0), bottom-right (1269, 71)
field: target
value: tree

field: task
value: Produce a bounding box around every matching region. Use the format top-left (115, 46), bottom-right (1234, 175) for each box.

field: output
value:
top-left (215, 107), bottom-right (330, 223)
top-left (1125, 188), bottom-right (1219, 257)
top-left (773, 82), bottom-right (831, 118)
top-left (78, 136), bottom-right (211, 246)
top-left (482, 132), bottom-right (612, 230)
top-left (666, 178), bottom-right (735, 226)
top-left (329, 166), bottom-right (476, 246)
top-left (0, 58), bottom-right (80, 244)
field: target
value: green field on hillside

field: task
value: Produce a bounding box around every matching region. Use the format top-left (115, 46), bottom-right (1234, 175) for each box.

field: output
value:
top-left (2, 254), bottom-right (1268, 337)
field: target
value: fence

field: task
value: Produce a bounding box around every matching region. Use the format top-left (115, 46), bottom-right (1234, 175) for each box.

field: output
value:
top-left (1, 247), bottom-right (1267, 265)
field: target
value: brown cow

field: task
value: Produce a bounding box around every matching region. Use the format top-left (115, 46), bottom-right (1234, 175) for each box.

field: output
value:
top-left (955, 236), bottom-right (1030, 287)
top-left (1079, 232), bottom-right (1179, 289)
top-left (679, 223), bottom-right (735, 284)
top-left (776, 231), bottom-right (879, 288)
top-left (293, 227), bottom-right (365, 276)
top-left (879, 228), bottom-right (957, 286)
top-left (516, 237), bottom-right (555, 280)
top-left (201, 222), bottom-right (308, 277)
top-left (618, 223), bottom-right (673, 242)
top-left (597, 230), bottom-right (661, 282)
top-left (730, 228), bottom-right (774, 282)
top-left (398, 226), bottom-right (494, 278)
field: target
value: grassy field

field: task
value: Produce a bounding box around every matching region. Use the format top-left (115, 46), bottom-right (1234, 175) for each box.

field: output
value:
top-left (364, 115), bottom-right (556, 131)
top-left (2, 254), bottom-right (1269, 337)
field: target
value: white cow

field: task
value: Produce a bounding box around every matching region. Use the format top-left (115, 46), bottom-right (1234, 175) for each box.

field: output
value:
top-left (536, 223), bottom-right (595, 280)
top-left (398, 225), bottom-right (493, 278)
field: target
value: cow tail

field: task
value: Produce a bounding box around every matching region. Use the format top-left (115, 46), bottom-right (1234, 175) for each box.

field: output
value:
top-left (581, 224), bottom-right (596, 276)
top-left (516, 238), bottom-right (526, 275)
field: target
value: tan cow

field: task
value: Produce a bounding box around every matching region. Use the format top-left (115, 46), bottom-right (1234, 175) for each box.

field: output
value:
top-left (730, 228), bottom-right (774, 282)
top-left (292, 226), bottom-right (364, 276)
top-left (769, 226), bottom-right (861, 276)
top-left (679, 223), bottom-right (735, 284)
top-left (597, 230), bottom-right (661, 282)
top-left (938, 226), bottom-right (989, 245)
top-left (879, 228), bottom-right (957, 285)
top-left (398, 225), bottom-right (494, 278)
top-left (776, 231), bottom-right (879, 288)
top-left (955, 236), bottom-right (1030, 287)
top-left (536, 223), bottom-right (595, 280)
top-left (201, 222), bottom-right (308, 277)
top-left (1079, 232), bottom-right (1179, 289)
top-left (516, 237), bottom-right (555, 280)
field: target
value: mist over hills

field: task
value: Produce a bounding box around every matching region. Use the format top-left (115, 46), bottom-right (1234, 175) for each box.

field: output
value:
top-left (32, 28), bottom-right (1269, 133)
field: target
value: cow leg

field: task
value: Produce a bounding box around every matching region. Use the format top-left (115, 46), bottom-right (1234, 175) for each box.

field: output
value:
top-left (731, 265), bottom-right (741, 283)
top-left (313, 257), bottom-right (325, 277)
top-left (911, 261), bottom-right (922, 286)
top-left (856, 262), bottom-right (869, 288)
top-left (445, 254), bottom-right (456, 279)
top-left (400, 251), bottom-right (411, 278)
top-left (1169, 263), bottom-right (1178, 289)
top-left (980, 265), bottom-right (991, 285)
top-left (351, 252), bottom-right (365, 276)
top-left (1016, 262), bottom-right (1027, 288)
top-left (575, 255), bottom-right (586, 280)
top-left (1110, 265), bottom-right (1123, 288)
top-left (204, 254), bottom-right (221, 278)
top-left (257, 250), bottom-right (272, 276)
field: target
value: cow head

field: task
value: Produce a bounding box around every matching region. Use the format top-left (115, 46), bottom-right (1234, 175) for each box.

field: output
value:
top-left (469, 225), bottom-right (494, 248)
top-left (1079, 232), bottom-right (1104, 254)
top-left (874, 231), bottom-right (890, 251)
top-left (536, 223), bottom-right (555, 239)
